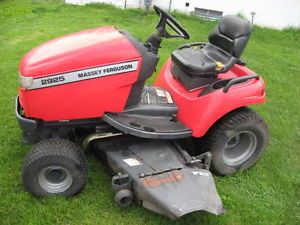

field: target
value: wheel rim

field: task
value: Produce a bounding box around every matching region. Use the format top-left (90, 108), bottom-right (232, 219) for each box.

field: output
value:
top-left (223, 131), bottom-right (257, 166)
top-left (38, 166), bottom-right (73, 194)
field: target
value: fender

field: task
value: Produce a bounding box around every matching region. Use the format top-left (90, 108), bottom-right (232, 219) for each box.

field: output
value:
top-left (155, 59), bottom-right (266, 137)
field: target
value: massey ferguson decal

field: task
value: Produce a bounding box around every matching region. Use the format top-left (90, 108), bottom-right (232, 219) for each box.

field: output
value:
top-left (28, 61), bottom-right (139, 90)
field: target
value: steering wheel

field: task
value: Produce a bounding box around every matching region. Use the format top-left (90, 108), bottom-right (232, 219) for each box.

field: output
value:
top-left (154, 5), bottom-right (190, 40)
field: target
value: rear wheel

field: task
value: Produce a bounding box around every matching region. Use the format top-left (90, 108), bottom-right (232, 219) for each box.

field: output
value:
top-left (22, 138), bottom-right (88, 197)
top-left (196, 107), bottom-right (269, 176)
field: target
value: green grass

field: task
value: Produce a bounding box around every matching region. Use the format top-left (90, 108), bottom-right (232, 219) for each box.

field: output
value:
top-left (0, 1), bottom-right (299, 224)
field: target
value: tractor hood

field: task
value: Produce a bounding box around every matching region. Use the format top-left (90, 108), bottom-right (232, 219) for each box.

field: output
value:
top-left (19, 26), bottom-right (140, 78)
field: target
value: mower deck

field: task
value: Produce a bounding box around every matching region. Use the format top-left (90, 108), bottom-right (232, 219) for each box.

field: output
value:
top-left (92, 138), bottom-right (224, 219)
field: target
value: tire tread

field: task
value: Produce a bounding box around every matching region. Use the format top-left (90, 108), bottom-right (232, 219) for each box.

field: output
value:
top-left (200, 107), bottom-right (268, 175)
top-left (22, 138), bottom-right (88, 197)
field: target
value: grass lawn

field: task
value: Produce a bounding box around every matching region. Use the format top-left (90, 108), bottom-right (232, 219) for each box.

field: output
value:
top-left (0, 1), bottom-right (299, 224)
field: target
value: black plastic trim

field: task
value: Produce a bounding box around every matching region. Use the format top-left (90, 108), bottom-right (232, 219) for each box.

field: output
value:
top-left (123, 104), bottom-right (177, 117)
top-left (120, 31), bottom-right (159, 108)
top-left (15, 97), bottom-right (114, 143)
top-left (103, 114), bottom-right (192, 139)
top-left (177, 42), bottom-right (207, 50)
top-left (223, 74), bottom-right (259, 93)
top-left (15, 97), bottom-right (38, 132)
top-left (198, 74), bottom-right (259, 96)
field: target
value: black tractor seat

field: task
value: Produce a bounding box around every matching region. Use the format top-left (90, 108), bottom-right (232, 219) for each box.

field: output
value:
top-left (171, 15), bottom-right (252, 90)
top-left (172, 43), bottom-right (235, 77)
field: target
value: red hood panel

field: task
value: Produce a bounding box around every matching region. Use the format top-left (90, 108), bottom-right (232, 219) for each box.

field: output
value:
top-left (20, 26), bottom-right (140, 77)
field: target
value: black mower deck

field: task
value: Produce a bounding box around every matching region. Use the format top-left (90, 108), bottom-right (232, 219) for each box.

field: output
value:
top-left (92, 137), bottom-right (224, 219)
top-left (103, 86), bottom-right (192, 139)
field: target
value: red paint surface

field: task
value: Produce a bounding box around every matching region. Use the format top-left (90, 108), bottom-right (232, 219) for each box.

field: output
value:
top-left (155, 59), bottom-right (266, 137)
top-left (19, 27), bottom-right (266, 137)
top-left (19, 27), bottom-right (141, 121)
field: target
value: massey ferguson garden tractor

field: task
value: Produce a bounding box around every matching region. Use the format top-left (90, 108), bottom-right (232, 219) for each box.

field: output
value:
top-left (16, 6), bottom-right (268, 219)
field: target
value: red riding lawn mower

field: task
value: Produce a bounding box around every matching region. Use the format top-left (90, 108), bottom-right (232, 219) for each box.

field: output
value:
top-left (16, 6), bottom-right (268, 219)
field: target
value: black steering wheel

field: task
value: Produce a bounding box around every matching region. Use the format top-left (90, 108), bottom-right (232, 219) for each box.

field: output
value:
top-left (154, 5), bottom-right (190, 40)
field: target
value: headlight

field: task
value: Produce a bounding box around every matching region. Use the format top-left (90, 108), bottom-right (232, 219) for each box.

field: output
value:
top-left (19, 74), bottom-right (33, 89)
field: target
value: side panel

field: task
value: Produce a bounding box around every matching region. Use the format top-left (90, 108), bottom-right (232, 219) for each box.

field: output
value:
top-left (155, 59), bottom-right (266, 137)
top-left (19, 60), bottom-right (142, 121)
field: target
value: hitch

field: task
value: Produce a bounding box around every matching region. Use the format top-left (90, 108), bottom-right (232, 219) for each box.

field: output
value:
top-left (173, 141), bottom-right (212, 170)
top-left (186, 152), bottom-right (212, 170)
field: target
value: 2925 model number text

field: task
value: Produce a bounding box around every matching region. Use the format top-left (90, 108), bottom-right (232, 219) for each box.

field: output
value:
top-left (41, 76), bottom-right (65, 85)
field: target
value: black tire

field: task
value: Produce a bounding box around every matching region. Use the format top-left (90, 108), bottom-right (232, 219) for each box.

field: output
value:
top-left (114, 189), bottom-right (134, 207)
top-left (197, 107), bottom-right (269, 176)
top-left (22, 138), bottom-right (88, 197)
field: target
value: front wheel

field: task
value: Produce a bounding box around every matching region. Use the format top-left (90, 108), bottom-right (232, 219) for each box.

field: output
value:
top-left (197, 107), bottom-right (269, 176)
top-left (22, 138), bottom-right (88, 197)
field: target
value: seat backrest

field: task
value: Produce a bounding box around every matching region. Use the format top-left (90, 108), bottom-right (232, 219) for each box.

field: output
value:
top-left (208, 15), bottom-right (251, 58)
